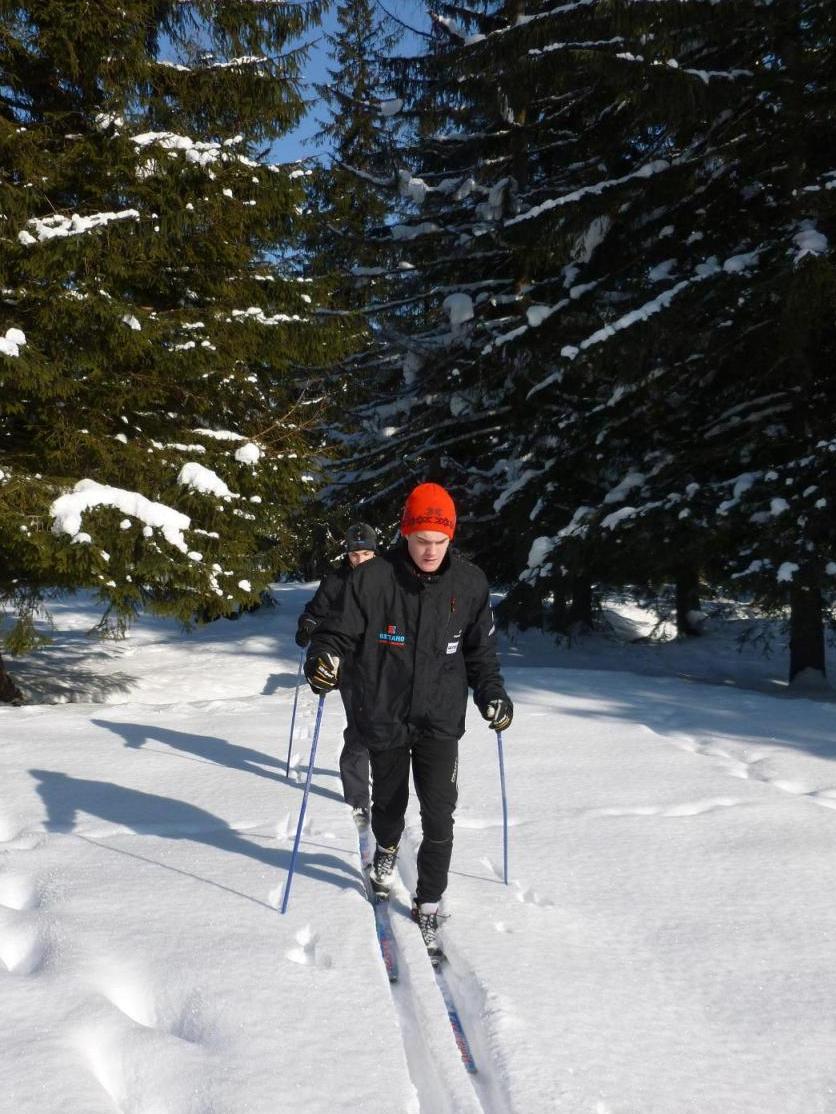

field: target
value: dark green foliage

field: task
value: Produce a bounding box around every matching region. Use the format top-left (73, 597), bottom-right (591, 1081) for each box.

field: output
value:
top-left (0, 0), bottom-right (351, 661)
top-left (317, 1), bottom-right (836, 670)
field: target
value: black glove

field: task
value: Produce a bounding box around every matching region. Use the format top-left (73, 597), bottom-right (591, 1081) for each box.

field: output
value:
top-left (304, 652), bottom-right (340, 695)
top-left (480, 696), bottom-right (513, 731)
top-left (295, 615), bottom-right (317, 648)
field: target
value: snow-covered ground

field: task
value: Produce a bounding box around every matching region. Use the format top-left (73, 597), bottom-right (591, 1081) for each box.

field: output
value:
top-left (2, 586), bottom-right (836, 1114)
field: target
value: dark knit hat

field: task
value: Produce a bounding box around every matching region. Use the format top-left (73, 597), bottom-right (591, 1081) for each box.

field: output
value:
top-left (400, 483), bottom-right (456, 539)
top-left (345, 522), bottom-right (378, 552)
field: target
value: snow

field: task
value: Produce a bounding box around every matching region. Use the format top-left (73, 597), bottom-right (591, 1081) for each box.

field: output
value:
top-left (776, 561), bottom-right (799, 583)
top-left (233, 443), bottom-right (262, 465)
top-left (193, 428), bottom-right (246, 442)
top-left (442, 293), bottom-right (475, 328)
top-left (176, 462), bottom-right (238, 500)
top-left (506, 161), bottom-right (669, 226)
top-left (0, 327), bottom-right (26, 357)
top-left (3, 588), bottom-right (836, 1113)
top-left (19, 209), bottom-right (140, 244)
top-left (525, 304), bottom-right (554, 328)
top-left (391, 222), bottom-right (440, 241)
top-left (50, 479), bottom-right (191, 553)
top-left (793, 222), bottom-right (828, 263)
top-left (604, 471), bottom-right (645, 504)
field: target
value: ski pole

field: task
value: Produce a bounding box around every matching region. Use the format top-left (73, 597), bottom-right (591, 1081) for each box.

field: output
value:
top-left (281, 692), bottom-right (326, 914)
top-left (497, 729), bottom-right (509, 885)
top-left (285, 648), bottom-right (305, 777)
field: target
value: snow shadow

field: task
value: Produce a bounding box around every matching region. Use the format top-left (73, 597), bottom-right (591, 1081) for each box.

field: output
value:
top-left (261, 670), bottom-right (303, 696)
top-left (512, 667), bottom-right (836, 763)
top-left (11, 659), bottom-right (136, 705)
top-left (28, 769), bottom-right (358, 894)
top-left (90, 719), bottom-right (345, 803)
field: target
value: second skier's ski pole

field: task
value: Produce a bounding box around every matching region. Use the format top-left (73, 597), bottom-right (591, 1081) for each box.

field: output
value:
top-left (285, 648), bottom-right (305, 777)
top-left (497, 729), bottom-right (509, 885)
top-left (280, 692), bottom-right (326, 914)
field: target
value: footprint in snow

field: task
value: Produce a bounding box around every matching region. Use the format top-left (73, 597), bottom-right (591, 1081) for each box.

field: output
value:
top-left (89, 961), bottom-right (212, 1045)
top-left (286, 924), bottom-right (332, 969)
top-left (0, 873), bottom-right (41, 912)
top-left (0, 920), bottom-right (49, 976)
top-left (0, 822), bottom-right (45, 852)
top-left (75, 1012), bottom-right (214, 1114)
top-left (514, 883), bottom-right (554, 908)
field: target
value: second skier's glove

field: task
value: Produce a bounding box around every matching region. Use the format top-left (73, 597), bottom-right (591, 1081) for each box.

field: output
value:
top-left (304, 652), bottom-right (341, 695)
top-left (295, 615), bottom-right (318, 648)
top-left (480, 696), bottom-right (513, 731)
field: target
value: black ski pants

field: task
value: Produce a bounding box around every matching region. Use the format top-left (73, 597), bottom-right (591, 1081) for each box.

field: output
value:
top-left (339, 736), bottom-right (370, 809)
top-left (338, 684), bottom-right (370, 809)
top-left (369, 733), bottom-right (459, 905)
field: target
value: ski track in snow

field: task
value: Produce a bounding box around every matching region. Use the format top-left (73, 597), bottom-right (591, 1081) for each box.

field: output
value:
top-left (353, 821), bottom-right (480, 1114)
top-left (394, 827), bottom-right (516, 1114)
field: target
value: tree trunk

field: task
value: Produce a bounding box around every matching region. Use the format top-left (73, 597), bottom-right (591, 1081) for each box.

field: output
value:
top-left (0, 651), bottom-right (23, 704)
top-left (568, 574), bottom-right (593, 628)
top-left (675, 568), bottom-right (703, 636)
top-left (789, 568), bottom-right (825, 684)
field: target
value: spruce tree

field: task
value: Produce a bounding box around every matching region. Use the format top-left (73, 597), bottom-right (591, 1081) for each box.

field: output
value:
top-left (322, 1), bottom-right (836, 680)
top-left (0, 0), bottom-right (349, 695)
top-left (298, 0), bottom-right (408, 557)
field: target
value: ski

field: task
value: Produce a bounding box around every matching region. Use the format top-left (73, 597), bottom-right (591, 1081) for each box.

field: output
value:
top-left (356, 818), bottom-right (399, 982)
top-left (356, 817), bottom-right (477, 1073)
top-left (433, 963), bottom-right (477, 1074)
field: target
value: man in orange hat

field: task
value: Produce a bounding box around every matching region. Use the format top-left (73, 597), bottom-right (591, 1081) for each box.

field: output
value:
top-left (305, 483), bottom-right (512, 960)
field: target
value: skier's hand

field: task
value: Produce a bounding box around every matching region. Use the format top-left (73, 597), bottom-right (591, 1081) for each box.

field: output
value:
top-left (295, 616), bottom-right (317, 648)
top-left (304, 652), bottom-right (340, 694)
top-left (480, 696), bottom-right (513, 731)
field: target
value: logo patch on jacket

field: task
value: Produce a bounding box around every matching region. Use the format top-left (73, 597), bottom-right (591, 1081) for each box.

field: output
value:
top-left (446, 629), bottom-right (462, 654)
top-left (378, 624), bottom-right (406, 647)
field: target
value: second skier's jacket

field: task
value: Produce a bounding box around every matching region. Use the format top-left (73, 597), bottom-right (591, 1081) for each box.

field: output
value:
top-left (307, 544), bottom-right (506, 750)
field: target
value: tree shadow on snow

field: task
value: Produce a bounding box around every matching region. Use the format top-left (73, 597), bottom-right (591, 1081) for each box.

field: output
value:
top-left (90, 718), bottom-right (344, 803)
top-left (512, 668), bottom-right (836, 763)
top-left (29, 768), bottom-right (358, 898)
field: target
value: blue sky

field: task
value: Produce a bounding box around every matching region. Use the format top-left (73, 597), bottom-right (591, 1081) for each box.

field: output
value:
top-left (273, 1), bottom-right (428, 164)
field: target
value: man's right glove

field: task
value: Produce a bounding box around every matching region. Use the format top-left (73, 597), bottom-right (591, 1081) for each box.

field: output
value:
top-left (304, 652), bottom-right (341, 695)
top-left (480, 696), bottom-right (513, 731)
top-left (295, 615), bottom-right (317, 648)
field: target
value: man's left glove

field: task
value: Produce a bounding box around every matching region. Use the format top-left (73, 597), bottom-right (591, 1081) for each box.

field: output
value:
top-left (295, 615), bottom-right (317, 648)
top-left (480, 696), bottom-right (513, 731)
top-left (304, 652), bottom-right (341, 695)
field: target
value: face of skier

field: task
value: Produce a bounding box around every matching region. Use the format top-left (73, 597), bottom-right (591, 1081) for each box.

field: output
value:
top-left (407, 531), bottom-right (450, 573)
top-left (347, 549), bottom-right (375, 568)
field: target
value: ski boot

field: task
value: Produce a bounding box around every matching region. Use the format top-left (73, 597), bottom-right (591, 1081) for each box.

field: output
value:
top-left (411, 899), bottom-right (444, 966)
top-left (367, 843), bottom-right (398, 901)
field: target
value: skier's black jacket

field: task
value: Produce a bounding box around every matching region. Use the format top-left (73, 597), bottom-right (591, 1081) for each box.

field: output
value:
top-left (297, 558), bottom-right (351, 636)
top-left (307, 544), bottom-right (508, 751)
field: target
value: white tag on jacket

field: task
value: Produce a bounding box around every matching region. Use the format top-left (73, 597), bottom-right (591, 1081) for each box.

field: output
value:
top-left (446, 640), bottom-right (459, 654)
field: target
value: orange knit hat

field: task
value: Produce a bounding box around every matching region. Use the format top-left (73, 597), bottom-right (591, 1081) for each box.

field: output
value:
top-left (400, 483), bottom-right (457, 539)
